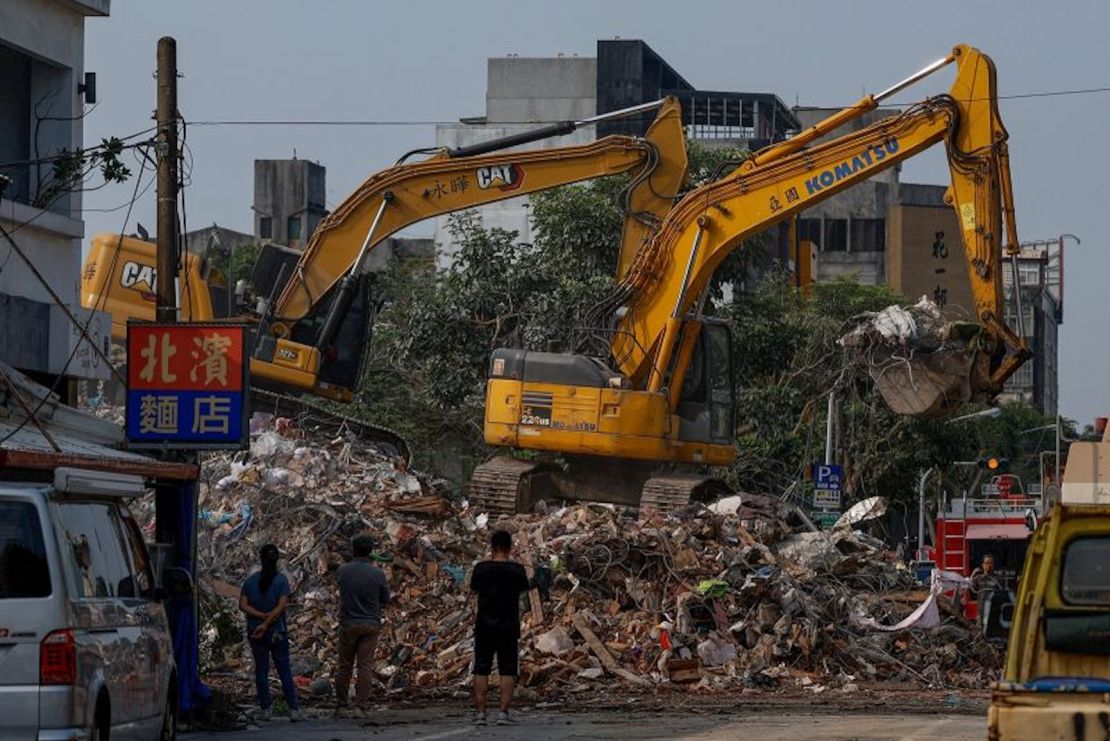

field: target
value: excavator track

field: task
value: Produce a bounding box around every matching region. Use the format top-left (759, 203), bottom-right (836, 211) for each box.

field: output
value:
top-left (469, 457), bottom-right (731, 516)
top-left (640, 473), bottom-right (731, 515)
top-left (249, 388), bottom-right (412, 465)
top-left (469, 457), bottom-right (553, 516)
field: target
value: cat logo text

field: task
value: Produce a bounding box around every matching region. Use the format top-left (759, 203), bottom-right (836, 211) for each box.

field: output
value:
top-left (476, 164), bottom-right (524, 191)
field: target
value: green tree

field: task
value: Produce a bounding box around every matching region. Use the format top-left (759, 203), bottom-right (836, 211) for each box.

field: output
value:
top-left (208, 243), bottom-right (262, 285)
top-left (721, 274), bottom-right (1062, 507)
top-left (33, 137), bottom-right (131, 209)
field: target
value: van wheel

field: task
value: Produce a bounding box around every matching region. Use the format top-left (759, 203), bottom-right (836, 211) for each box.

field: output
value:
top-left (160, 683), bottom-right (178, 741)
top-left (90, 695), bottom-right (109, 741)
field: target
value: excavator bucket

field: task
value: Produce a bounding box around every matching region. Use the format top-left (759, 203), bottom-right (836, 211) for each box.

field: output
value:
top-left (840, 299), bottom-right (995, 420)
top-left (869, 347), bottom-right (991, 418)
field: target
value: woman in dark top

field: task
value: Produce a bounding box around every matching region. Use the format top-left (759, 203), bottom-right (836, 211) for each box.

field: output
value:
top-left (239, 544), bottom-right (301, 721)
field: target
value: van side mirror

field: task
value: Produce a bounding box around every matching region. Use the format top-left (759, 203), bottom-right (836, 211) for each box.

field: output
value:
top-left (157, 566), bottom-right (194, 600)
top-left (1024, 508), bottom-right (1038, 532)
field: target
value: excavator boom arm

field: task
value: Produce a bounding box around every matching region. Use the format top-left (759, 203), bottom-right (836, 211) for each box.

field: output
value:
top-left (612, 45), bottom-right (1028, 392)
top-left (275, 98), bottom-right (687, 322)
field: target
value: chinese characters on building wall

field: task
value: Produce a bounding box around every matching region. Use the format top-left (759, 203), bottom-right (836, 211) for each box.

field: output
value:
top-left (886, 205), bottom-right (975, 320)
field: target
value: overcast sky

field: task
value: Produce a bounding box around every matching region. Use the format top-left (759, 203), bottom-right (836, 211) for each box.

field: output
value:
top-left (83, 0), bottom-right (1108, 422)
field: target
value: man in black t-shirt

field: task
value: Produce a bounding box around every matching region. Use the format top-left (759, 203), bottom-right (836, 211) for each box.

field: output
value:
top-left (469, 529), bottom-right (531, 726)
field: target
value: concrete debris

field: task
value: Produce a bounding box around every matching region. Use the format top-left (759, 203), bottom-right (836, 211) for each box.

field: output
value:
top-left (535, 626), bottom-right (576, 656)
top-left (125, 413), bottom-right (1000, 705)
top-left (850, 304), bottom-right (919, 345)
top-left (834, 496), bottom-right (887, 529)
top-left (839, 297), bottom-right (947, 350)
top-left (707, 495), bottom-right (744, 515)
top-left (854, 585), bottom-right (942, 632)
top-left (696, 635), bottom-right (738, 667)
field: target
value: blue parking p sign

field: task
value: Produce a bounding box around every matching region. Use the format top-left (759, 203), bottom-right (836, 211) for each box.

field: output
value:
top-left (813, 464), bottom-right (842, 492)
top-left (812, 463), bottom-right (842, 509)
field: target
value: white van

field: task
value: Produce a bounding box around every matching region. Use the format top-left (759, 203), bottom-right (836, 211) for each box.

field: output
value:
top-left (0, 468), bottom-right (182, 741)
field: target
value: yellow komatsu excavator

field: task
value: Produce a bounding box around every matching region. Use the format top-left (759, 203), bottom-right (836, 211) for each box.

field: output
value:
top-left (477, 44), bottom-right (1032, 514)
top-left (82, 97), bottom-right (688, 398)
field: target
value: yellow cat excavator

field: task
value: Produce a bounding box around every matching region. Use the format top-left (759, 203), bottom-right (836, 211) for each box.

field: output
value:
top-left (477, 44), bottom-right (1031, 513)
top-left (82, 97), bottom-right (689, 396)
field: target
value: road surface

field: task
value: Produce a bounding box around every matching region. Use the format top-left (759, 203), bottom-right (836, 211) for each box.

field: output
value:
top-left (181, 708), bottom-right (985, 740)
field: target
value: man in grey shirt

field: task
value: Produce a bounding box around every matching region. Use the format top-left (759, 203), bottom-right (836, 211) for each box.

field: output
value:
top-left (334, 534), bottom-right (390, 713)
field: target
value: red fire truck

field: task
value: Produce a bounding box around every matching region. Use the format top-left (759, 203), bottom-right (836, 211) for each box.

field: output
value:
top-left (931, 473), bottom-right (1043, 624)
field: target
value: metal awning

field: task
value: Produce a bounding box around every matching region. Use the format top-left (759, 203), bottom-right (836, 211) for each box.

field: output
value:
top-left (0, 418), bottom-right (197, 479)
top-left (0, 362), bottom-right (196, 480)
top-left (965, 523), bottom-right (1030, 540)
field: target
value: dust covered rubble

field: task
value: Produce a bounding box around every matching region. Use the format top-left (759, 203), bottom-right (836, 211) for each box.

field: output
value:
top-left (180, 416), bottom-right (999, 703)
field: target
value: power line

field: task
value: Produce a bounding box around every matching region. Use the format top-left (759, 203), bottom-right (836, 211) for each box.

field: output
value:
top-left (998, 85), bottom-right (1110, 101)
top-left (190, 119), bottom-right (457, 127)
top-left (180, 118), bottom-right (193, 317)
top-left (879, 85), bottom-right (1110, 110)
top-left (54, 144), bottom-right (158, 214)
top-left (0, 126), bottom-right (158, 169)
top-left (184, 85), bottom-right (1110, 128)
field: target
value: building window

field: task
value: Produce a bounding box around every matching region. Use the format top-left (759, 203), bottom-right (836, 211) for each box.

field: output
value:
top-left (1003, 262), bottom-right (1045, 289)
top-left (288, 216), bottom-right (302, 241)
top-left (1005, 361), bottom-right (1034, 390)
top-left (0, 44), bottom-right (32, 206)
top-left (0, 43), bottom-right (75, 215)
top-left (259, 216), bottom-right (272, 240)
top-left (824, 219), bottom-right (847, 252)
top-left (1005, 307), bottom-right (1036, 337)
top-left (1019, 263), bottom-right (1041, 286)
top-left (850, 218), bottom-right (885, 252)
top-left (797, 218), bottom-right (821, 249)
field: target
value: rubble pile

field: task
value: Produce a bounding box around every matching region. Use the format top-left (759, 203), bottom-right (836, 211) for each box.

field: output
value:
top-left (187, 416), bottom-right (999, 702)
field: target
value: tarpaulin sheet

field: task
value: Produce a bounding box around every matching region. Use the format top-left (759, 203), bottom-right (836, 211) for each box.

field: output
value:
top-left (931, 568), bottom-right (970, 591)
top-left (856, 583), bottom-right (942, 632)
top-left (856, 569), bottom-right (975, 632)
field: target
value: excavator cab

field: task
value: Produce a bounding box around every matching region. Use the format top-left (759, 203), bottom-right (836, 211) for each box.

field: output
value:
top-left (675, 319), bottom-right (735, 446)
top-left (476, 320), bottom-right (738, 515)
top-left (285, 275), bottom-right (375, 392)
top-left (249, 272), bottom-right (375, 401)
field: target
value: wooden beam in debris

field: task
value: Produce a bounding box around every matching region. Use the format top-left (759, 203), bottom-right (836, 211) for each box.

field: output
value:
top-left (520, 548), bottom-right (544, 624)
top-left (572, 610), bottom-right (648, 686)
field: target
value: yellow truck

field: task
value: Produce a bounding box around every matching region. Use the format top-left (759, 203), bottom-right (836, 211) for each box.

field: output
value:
top-left (989, 432), bottom-right (1110, 739)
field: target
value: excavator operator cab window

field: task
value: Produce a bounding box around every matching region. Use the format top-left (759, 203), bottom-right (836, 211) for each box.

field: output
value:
top-left (677, 320), bottom-right (735, 445)
top-left (290, 274), bottom-right (375, 392)
top-left (703, 321), bottom-right (735, 442)
top-left (679, 335), bottom-right (707, 404)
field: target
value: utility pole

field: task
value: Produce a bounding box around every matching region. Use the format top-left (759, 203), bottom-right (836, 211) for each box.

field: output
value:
top-left (1055, 414), bottom-right (1062, 487)
top-left (824, 392), bottom-right (836, 464)
top-left (155, 36), bottom-right (178, 323)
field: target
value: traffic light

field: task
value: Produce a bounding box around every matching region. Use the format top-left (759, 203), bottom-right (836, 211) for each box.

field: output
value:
top-left (977, 456), bottom-right (1010, 472)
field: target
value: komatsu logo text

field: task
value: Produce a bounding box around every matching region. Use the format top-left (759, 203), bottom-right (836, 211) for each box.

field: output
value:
top-left (804, 138), bottom-right (900, 196)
